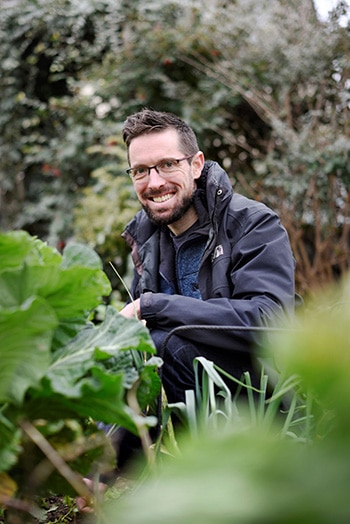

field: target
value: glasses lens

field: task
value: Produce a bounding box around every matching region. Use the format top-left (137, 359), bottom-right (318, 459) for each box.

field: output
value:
top-left (128, 156), bottom-right (193, 181)
top-left (128, 167), bottom-right (147, 180)
top-left (157, 159), bottom-right (179, 175)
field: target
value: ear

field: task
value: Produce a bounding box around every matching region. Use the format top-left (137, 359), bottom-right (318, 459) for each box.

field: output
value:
top-left (191, 151), bottom-right (205, 180)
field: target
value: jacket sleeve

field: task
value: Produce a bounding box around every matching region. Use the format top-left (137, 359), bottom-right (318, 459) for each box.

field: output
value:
top-left (139, 209), bottom-right (295, 353)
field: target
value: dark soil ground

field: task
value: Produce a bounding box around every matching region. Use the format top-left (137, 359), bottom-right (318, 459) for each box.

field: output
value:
top-left (36, 496), bottom-right (84, 523)
top-left (1, 496), bottom-right (84, 524)
top-left (1, 476), bottom-right (132, 523)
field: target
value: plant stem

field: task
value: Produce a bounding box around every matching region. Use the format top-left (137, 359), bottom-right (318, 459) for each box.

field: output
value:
top-left (20, 420), bottom-right (93, 503)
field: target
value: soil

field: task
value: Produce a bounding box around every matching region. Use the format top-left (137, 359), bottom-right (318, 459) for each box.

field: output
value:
top-left (2, 496), bottom-right (86, 524)
top-left (2, 478), bottom-right (132, 523)
top-left (36, 496), bottom-right (84, 523)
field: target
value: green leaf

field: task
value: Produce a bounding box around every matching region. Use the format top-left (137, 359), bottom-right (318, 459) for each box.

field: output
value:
top-left (104, 428), bottom-right (350, 524)
top-left (0, 230), bottom-right (37, 272)
top-left (61, 241), bottom-right (104, 269)
top-left (0, 231), bottom-right (61, 274)
top-left (25, 369), bottom-right (138, 433)
top-left (47, 306), bottom-right (155, 389)
top-left (137, 358), bottom-right (162, 410)
top-left (0, 233), bottom-right (110, 318)
top-left (34, 264), bottom-right (111, 320)
top-left (31, 237), bottom-right (62, 266)
top-left (0, 413), bottom-right (22, 473)
top-left (0, 296), bottom-right (58, 404)
top-left (0, 269), bottom-right (26, 309)
top-left (0, 232), bottom-right (161, 492)
top-left (51, 316), bottom-right (88, 352)
top-left (67, 369), bottom-right (141, 433)
top-left (23, 307), bottom-right (159, 433)
top-left (0, 260), bottom-right (111, 319)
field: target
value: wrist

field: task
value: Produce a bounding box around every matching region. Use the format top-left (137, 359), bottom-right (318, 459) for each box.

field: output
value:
top-left (140, 292), bottom-right (157, 327)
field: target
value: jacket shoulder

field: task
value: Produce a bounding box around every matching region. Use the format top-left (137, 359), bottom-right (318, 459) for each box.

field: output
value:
top-left (122, 210), bottom-right (157, 245)
top-left (230, 193), bottom-right (277, 219)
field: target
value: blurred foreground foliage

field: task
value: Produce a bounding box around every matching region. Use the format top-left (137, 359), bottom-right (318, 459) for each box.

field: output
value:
top-left (101, 273), bottom-right (350, 523)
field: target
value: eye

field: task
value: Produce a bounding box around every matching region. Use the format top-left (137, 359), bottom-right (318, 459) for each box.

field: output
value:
top-left (135, 166), bottom-right (148, 175)
top-left (159, 159), bottom-right (178, 170)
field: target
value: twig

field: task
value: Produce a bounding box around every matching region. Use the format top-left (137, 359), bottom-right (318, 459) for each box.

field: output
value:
top-left (0, 494), bottom-right (44, 520)
top-left (20, 420), bottom-right (93, 504)
top-left (126, 382), bottom-right (155, 469)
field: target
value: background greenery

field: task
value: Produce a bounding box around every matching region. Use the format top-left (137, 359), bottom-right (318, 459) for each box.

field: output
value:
top-left (0, 0), bottom-right (349, 300)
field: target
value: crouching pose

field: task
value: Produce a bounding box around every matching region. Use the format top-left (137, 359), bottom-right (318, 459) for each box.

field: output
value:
top-left (77, 108), bottom-right (295, 512)
top-left (119, 108), bottom-right (295, 402)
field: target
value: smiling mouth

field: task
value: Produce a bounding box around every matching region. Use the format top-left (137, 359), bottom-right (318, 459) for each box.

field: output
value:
top-left (151, 193), bottom-right (173, 203)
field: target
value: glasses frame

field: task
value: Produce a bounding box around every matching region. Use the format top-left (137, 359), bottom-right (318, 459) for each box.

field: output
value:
top-left (126, 155), bottom-right (194, 181)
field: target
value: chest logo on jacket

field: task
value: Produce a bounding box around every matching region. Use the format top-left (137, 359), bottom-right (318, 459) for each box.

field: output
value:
top-left (212, 244), bottom-right (224, 261)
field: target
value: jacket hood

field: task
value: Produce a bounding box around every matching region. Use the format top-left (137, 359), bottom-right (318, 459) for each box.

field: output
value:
top-left (196, 160), bottom-right (233, 218)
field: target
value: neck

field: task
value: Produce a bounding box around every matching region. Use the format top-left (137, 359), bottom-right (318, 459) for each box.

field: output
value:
top-left (167, 206), bottom-right (198, 236)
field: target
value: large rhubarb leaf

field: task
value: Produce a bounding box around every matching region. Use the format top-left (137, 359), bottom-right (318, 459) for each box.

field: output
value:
top-left (61, 242), bottom-right (104, 270)
top-left (48, 306), bottom-right (155, 388)
top-left (0, 255), bottom-right (111, 319)
top-left (0, 232), bottom-right (111, 355)
top-left (0, 231), bottom-right (44, 271)
top-left (26, 370), bottom-right (140, 433)
top-left (25, 307), bottom-right (160, 433)
top-left (0, 231), bottom-right (61, 273)
top-left (0, 231), bottom-right (162, 491)
top-left (27, 264), bottom-right (111, 319)
top-left (0, 296), bottom-right (58, 404)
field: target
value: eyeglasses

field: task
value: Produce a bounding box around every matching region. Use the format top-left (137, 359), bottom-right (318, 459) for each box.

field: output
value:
top-left (126, 156), bottom-right (194, 182)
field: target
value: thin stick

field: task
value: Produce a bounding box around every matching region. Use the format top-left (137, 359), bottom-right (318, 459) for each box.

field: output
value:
top-left (20, 420), bottom-right (93, 503)
top-left (109, 261), bottom-right (138, 320)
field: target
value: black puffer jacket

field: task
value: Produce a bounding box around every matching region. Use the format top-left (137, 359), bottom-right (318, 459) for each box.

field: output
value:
top-left (122, 161), bottom-right (295, 353)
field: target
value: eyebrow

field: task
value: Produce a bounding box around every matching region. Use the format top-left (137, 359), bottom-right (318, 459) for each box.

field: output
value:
top-left (131, 157), bottom-right (178, 168)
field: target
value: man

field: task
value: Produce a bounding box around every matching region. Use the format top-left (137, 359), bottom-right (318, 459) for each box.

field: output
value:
top-left (119, 108), bottom-right (295, 403)
top-left (77, 109), bottom-right (295, 511)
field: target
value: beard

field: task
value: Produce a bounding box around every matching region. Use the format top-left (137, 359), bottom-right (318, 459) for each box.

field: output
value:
top-left (141, 191), bottom-right (195, 227)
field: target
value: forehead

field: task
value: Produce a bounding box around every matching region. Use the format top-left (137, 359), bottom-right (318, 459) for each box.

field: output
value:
top-left (128, 128), bottom-right (182, 165)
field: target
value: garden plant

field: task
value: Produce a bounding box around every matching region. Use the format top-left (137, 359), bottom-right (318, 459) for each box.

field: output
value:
top-left (0, 0), bottom-right (349, 521)
top-left (0, 230), bottom-right (161, 522)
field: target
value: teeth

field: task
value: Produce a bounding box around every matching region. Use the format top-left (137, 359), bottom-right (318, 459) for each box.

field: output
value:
top-left (153, 194), bottom-right (172, 203)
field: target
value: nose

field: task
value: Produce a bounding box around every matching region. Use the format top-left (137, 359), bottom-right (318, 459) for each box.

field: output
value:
top-left (147, 166), bottom-right (165, 188)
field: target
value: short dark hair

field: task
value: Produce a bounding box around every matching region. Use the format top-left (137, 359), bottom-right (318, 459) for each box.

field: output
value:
top-left (122, 109), bottom-right (199, 156)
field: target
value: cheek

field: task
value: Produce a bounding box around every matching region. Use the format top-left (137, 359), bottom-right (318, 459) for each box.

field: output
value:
top-left (133, 183), bottom-right (147, 199)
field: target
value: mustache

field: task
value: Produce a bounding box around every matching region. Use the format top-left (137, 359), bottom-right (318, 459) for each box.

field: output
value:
top-left (142, 186), bottom-right (175, 198)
